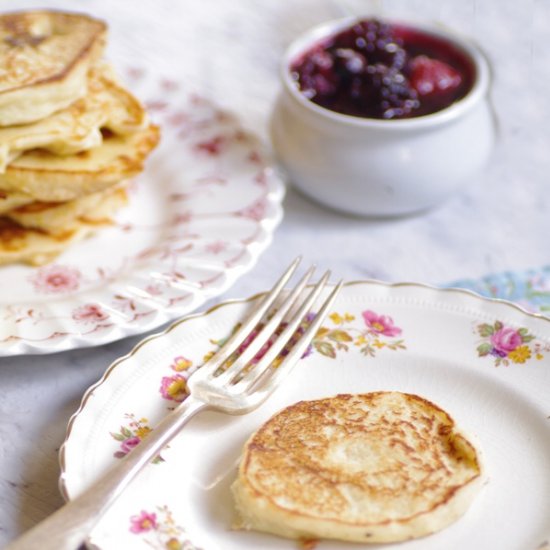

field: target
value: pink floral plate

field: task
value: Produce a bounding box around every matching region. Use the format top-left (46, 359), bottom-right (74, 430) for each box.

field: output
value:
top-left (0, 69), bottom-right (284, 356)
top-left (60, 281), bottom-right (550, 550)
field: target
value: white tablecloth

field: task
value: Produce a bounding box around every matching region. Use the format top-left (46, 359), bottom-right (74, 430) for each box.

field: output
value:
top-left (0, 0), bottom-right (549, 544)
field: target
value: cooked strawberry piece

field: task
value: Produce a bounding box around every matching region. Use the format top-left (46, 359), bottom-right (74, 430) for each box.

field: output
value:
top-left (409, 55), bottom-right (462, 96)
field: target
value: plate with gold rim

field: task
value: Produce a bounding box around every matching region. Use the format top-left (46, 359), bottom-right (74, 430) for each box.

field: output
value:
top-left (0, 67), bottom-right (284, 356)
top-left (60, 281), bottom-right (550, 550)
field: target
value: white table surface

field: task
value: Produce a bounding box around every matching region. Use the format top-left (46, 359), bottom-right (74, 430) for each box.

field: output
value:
top-left (0, 0), bottom-right (548, 546)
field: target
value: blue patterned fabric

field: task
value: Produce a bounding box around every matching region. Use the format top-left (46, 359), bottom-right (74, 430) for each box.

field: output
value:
top-left (446, 266), bottom-right (550, 314)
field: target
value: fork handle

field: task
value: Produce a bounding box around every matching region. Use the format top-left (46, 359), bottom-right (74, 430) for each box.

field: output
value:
top-left (6, 396), bottom-right (208, 550)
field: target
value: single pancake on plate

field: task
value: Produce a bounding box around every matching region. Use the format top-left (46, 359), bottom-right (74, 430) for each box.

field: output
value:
top-left (0, 63), bottom-right (149, 172)
top-left (0, 10), bottom-right (106, 126)
top-left (232, 391), bottom-right (484, 544)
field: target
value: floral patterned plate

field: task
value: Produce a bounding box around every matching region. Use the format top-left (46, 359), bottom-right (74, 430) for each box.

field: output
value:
top-left (60, 281), bottom-right (550, 550)
top-left (0, 69), bottom-right (284, 356)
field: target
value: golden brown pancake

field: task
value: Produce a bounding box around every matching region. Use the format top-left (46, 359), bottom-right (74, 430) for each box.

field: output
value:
top-left (0, 10), bottom-right (106, 126)
top-left (0, 11), bottom-right (158, 266)
top-left (0, 183), bottom-right (129, 266)
top-left (0, 188), bottom-right (34, 214)
top-left (232, 392), bottom-right (484, 543)
top-left (0, 63), bottom-right (149, 172)
top-left (5, 183), bottom-right (128, 236)
top-left (0, 124), bottom-right (160, 201)
top-left (0, 217), bottom-right (95, 266)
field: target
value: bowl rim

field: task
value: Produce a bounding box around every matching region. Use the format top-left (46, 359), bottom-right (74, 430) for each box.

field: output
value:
top-left (280, 15), bottom-right (491, 129)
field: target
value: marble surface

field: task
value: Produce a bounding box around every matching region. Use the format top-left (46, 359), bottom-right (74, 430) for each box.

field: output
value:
top-left (0, 0), bottom-right (549, 546)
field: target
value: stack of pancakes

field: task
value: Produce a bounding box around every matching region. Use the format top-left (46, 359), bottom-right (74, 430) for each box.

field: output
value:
top-left (0, 10), bottom-right (160, 265)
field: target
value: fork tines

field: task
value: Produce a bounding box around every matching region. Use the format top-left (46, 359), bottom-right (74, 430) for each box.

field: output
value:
top-left (201, 257), bottom-right (342, 392)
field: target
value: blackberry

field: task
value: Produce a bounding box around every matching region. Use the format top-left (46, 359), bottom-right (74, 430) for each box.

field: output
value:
top-left (290, 18), bottom-right (471, 119)
top-left (354, 19), bottom-right (406, 70)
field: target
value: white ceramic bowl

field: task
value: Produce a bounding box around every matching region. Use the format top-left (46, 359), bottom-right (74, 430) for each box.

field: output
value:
top-left (270, 17), bottom-right (497, 217)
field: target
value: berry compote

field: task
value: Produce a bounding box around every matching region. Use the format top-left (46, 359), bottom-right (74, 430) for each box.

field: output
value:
top-left (290, 19), bottom-right (475, 120)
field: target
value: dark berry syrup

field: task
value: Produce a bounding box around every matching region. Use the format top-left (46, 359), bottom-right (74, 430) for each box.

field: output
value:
top-left (290, 19), bottom-right (475, 120)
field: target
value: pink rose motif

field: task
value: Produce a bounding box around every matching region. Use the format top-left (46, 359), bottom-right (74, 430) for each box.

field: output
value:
top-left (160, 374), bottom-right (189, 402)
top-left (490, 327), bottom-right (522, 354)
top-left (362, 310), bottom-right (402, 337)
top-left (120, 436), bottom-right (141, 455)
top-left (129, 510), bottom-right (157, 533)
top-left (30, 265), bottom-right (82, 294)
top-left (72, 303), bottom-right (109, 324)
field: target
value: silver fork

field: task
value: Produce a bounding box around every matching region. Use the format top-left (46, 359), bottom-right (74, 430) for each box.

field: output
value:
top-left (7, 258), bottom-right (342, 550)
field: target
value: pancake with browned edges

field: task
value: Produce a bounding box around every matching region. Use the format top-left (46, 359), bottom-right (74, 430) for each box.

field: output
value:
top-left (0, 10), bottom-right (106, 126)
top-left (232, 392), bottom-right (484, 543)
top-left (0, 188), bottom-right (34, 214)
top-left (0, 10), bottom-right (159, 265)
top-left (0, 184), bottom-right (129, 266)
top-left (0, 63), bottom-right (148, 172)
top-left (5, 183), bottom-right (128, 236)
top-left (0, 217), bottom-right (95, 266)
top-left (0, 123), bottom-right (160, 201)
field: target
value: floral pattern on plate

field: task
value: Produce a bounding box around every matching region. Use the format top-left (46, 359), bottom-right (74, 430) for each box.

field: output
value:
top-left (107, 308), bottom-right (407, 469)
top-left (159, 356), bottom-right (200, 403)
top-left (61, 283), bottom-right (550, 550)
top-left (0, 67), bottom-right (284, 356)
top-left (153, 309), bottom-right (405, 403)
top-left (314, 310), bottom-right (406, 358)
top-left (129, 506), bottom-right (200, 550)
top-left (475, 320), bottom-right (550, 367)
top-left (110, 414), bottom-right (164, 463)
